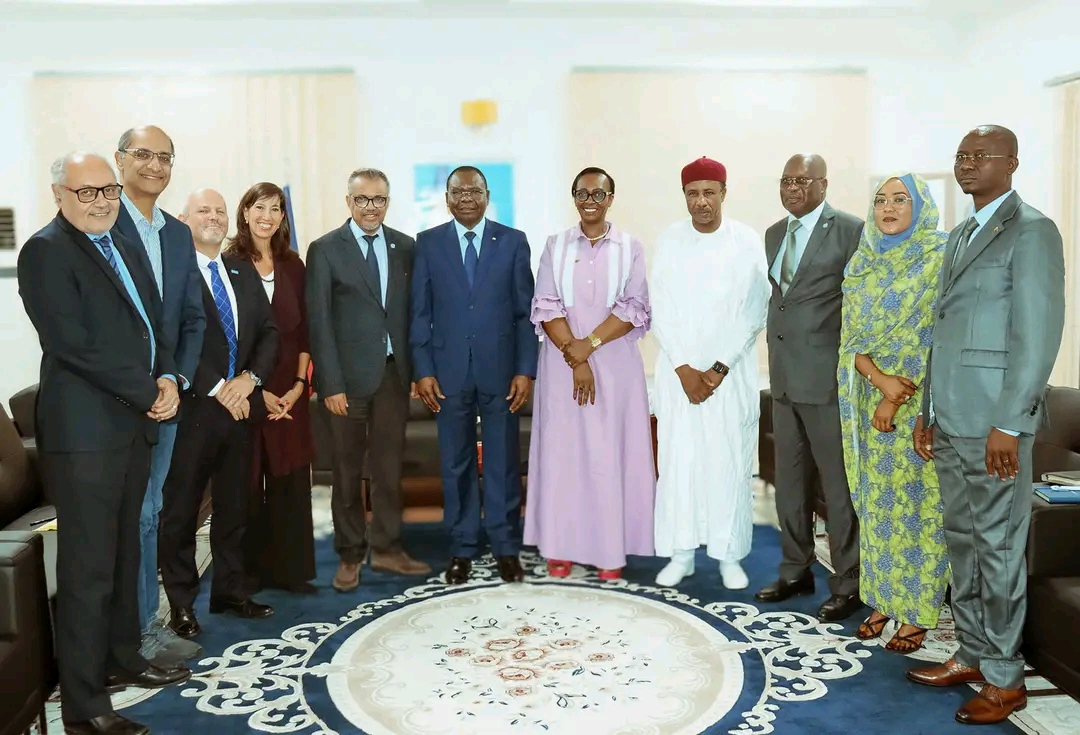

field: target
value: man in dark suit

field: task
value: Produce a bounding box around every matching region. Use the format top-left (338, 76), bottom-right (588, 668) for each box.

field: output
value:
top-left (410, 165), bottom-right (538, 585)
top-left (113, 125), bottom-right (205, 666)
top-left (159, 188), bottom-right (279, 640)
top-left (307, 167), bottom-right (432, 593)
top-left (754, 153), bottom-right (865, 622)
top-left (18, 152), bottom-right (190, 735)
top-left (906, 126), bottom-right (1065, 725)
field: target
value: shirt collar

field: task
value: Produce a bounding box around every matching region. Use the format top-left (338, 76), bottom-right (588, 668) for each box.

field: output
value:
top-left (195, 248), bottom-right (225, 270)
top-left (121, 192), bottom-right (166, 232)
top-left (572, 221), bottom-right (618, 244)
top-left (788, 199), bottom-right (826, 232)
top-left (454, 218), bottom-right (486, 243)
top-left (349, 219), bottom-right (384, 244)
top-left (972, 189), bottom-right (1014, 227)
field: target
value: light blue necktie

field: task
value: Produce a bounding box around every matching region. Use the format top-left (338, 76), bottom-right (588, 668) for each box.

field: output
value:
top-left (464, 231), bottom-right (478, 288)
top-left (207, 261), bottom-right (238, 379)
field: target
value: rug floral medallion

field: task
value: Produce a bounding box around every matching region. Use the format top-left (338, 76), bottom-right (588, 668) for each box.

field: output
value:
top-left (175, 553), bottom-right (873, 735)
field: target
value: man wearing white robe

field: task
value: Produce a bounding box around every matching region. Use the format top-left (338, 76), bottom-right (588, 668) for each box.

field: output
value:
top-left (651, 157), bottom-right (770, 590)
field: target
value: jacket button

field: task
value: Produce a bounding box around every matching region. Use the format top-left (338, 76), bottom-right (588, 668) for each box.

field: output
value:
top-left (939, 310), bottom-right (945, 319)
top-left (778, 305), bottom-right (785, 312)
top-left (142, 331), bottom-right (149, 339)
top-left (777, 335), bottom-right (784, 341)
top-left (468, 305), bottom-right (474, 310)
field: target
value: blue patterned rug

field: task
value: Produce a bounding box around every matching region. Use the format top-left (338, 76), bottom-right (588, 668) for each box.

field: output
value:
top-left (100, 520), bottom-right (1025, 735)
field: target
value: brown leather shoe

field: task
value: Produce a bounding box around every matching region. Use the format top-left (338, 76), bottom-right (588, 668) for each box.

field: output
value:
top-left (333, 561), bottom-right (361, 592)
top-left (497, 555), bottom-right (525, 583)
top-left (907, 657), bottom-right (985, 687)
top-left (371, 549), bottom-right (433, 576)
top-left (956, 684), bottom-right (1027, 724)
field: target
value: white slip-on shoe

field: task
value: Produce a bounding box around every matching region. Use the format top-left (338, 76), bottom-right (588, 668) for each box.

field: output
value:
top-left (719, 560), bottom-right (749, 590)
top-left (655, 550), bottom-right (695, 587)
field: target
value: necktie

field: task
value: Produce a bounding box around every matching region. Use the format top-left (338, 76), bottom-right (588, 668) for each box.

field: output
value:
top-left (779, 219), bottom-right (801, 296)
top-left (464, 231), bottom-right (478, 288)
top-left (207, 261), bottom-right (238, 379)
top-left (94, 234), bottom-right (123, 279)
top-left (951, 218), bottom-right (979, 268)
top-left (362, 234), bottom-right (382, 303)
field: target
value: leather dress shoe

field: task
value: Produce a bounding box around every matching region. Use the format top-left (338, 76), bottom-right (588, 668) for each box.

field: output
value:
top-left (754, 572), bottom-right (814, 603)
top-left (445, 556), bottom-right (472, 584)
top-left (169, 607), bottom-right (201, 639)
top-left (907, 657), bottom-right (985, 688)
top-left (817, 594), bottom-right (862, 622)
top-left (209, 597), bottom-right (274, 618)
top-left (497, 555), bottom-right (525, 583)
top-left (956, 684), bottom-right (1027, 724)
top-left (106, 663), bottom-right (192, 691)
top-left (64, 712), bottom-right (149, 735)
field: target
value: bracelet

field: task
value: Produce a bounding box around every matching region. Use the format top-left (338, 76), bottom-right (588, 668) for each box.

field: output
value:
top-left (294, 377), bottom-right (309, 389)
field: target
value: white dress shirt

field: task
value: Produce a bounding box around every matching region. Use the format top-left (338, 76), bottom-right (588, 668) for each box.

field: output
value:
top-left (196, 249), bottom-right (240, 397)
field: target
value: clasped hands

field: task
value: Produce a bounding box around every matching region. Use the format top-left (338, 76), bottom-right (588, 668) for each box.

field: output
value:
top-left (214, 372), bottom-right (257, 421)
top-left (146, 377), bottom-right (180, 421)
top-left (676, 365), bottom-right (724, 404)
top-left (870, 372), bottom-right (918, 433)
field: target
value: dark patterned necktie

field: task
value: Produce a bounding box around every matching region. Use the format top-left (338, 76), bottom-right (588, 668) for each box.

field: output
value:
top-left (464, 231), bottom-right (478, 287)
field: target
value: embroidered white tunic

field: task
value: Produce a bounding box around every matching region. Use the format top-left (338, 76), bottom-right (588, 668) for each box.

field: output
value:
top-left (651, 217), bottom-right (770, 561)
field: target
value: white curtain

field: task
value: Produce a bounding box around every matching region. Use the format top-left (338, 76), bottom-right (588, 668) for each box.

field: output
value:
top-left (1052, 80), bottom-right (1080, 388)
top-left (29, 72), bottom-right (359, 256)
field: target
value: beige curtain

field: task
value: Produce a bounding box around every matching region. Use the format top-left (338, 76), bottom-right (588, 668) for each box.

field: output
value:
top-left (567, 69), bottom-right (869, 378)
top-left (29, 72), bottom-right (358, 256)
top-left (1052, 81), bottom-right (1080, 388)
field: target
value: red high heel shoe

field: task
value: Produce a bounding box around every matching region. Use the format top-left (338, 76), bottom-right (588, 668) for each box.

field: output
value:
top-left (547, 560), bottom-right (572, 577)
top-left (598, 568), bottom-right (623, 580)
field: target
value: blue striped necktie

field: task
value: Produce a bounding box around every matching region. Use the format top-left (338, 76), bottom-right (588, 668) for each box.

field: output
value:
top-left (94, 234), bottom-right (123, 278)
top-left (207, 261), bottom-right (238, 379)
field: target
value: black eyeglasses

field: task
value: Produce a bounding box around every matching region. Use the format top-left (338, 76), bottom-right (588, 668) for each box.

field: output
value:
top-left (780, 176), bottom-right (823, 189)
top-left (574, 189), bottom-right (612, 204)
top-left (121, 148), bottom-right (175, 167)
top-left (351, 195), bottom-right (388, 209)
top-left (61, 184), bottom-right (123, 203)
top-left (448, 187), bottom-right (486, 201)
top-left (954, 153), bottom-right (1008, 167)
top-left (873, 196), bottom-right (913, 209)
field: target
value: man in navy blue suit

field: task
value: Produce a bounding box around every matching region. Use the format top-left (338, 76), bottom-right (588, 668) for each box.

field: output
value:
top-left (410, 166), bottom-right (538, 584)
top-left (114, 125), bottom-right (205, 667)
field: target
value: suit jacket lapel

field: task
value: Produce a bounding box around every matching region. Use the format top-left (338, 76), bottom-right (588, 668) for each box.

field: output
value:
top-left (223, 259), bottom-right (251, 359)
top-left (786, 204), bottom-right (835, 295)
top-left (472, 220), bottom-right (497, 292)
top-left (338, 222), bottom-right (383, 305)
top-left (385, 229), bottom-right (407, 314)
top-left (61, 215), bottom-right (138, 314)
top-left (947, 193), bottom-right (1021, 285)
top-left (766, 230), bottom-right (782, 272)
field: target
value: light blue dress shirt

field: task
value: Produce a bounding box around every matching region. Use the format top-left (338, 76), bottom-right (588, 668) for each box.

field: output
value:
top-left (92, 234), bottom-right (157, 372)
top-left (769, 200), bottom-right (825, 284)
top-left (454, 218), bottom-right (487, 262)
top-left (121, 193), bottom-right (166, 296)
top-left (349, 220), bottom-right (392, 356)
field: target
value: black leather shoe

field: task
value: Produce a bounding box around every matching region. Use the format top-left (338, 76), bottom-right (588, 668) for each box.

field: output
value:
top-left (170, 607), bottom-right (201, 639)
top-left (64, 712), bottom-right (150, 734)
top-left (754, 572), bottom-right (815, 603)
top-left (497, 555), bottom-right (525, 583)
top-left (445, 556), bottom-right (472, 585)
top-left (817, 594), bottom-right (863, 622)
top-left (208, 597), bottom-right (274, 618)
top-left (106, 663), bottom-right (192, 691)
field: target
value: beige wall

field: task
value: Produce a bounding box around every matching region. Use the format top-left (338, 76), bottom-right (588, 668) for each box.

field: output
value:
top-left (29, 72), bottom-right (358, 253)
top-left (567, 69), bottom-right (870, 376)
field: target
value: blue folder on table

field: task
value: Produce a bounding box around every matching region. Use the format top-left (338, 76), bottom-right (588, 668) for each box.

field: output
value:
top-left (1033, 484), bottom-right (1080, 504)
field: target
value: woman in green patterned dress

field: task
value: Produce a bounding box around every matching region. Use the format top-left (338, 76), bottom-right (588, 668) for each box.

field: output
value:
top-left (837, 173), bottom-right (949, 653)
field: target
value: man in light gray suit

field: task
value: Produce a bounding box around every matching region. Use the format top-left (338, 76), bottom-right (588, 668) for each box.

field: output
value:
top-left (307, 167), bottom-right (433, 593)
top-left (907, 126), bottom-right (1065, 726)
top-left (754, 153), bottom-right (865, 622)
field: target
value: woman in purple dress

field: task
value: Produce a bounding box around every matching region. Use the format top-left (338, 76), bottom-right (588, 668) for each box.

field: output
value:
top-left (523, 167), bottom-right (656, 580)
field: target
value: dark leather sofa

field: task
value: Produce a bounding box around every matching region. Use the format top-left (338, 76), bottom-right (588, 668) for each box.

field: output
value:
top-left (1025, 385), bottom-right (1080, 699)
top-left (0, 402), bottom-right (57, 735)
top-left (309, 392), bottom-right (533, 507)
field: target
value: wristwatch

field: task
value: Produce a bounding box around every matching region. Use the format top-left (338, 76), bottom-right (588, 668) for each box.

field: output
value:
top-left (710, 361), bottom-right (730, 378)
top-left (587, 333), bottom-right (602, 349)
top-left (242, 370), bottom-right (262, 386)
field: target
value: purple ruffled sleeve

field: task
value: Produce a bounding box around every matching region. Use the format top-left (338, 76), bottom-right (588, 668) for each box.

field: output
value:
top-left (530, 234), bottom-right (567, 335)
top-left (610, 236), bottom-right (651, 341)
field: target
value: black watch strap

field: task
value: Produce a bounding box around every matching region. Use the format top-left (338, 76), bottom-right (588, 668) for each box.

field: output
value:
top-left (710, 361), bottom-right (729, 376)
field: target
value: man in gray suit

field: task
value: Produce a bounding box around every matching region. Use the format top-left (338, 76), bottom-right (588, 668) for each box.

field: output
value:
top-left (754, 153), bottom-right (864, 622)
top-left (307, 167), bottom-right (432, 593)
top-left (906, 126), bottom-right (1065, 726)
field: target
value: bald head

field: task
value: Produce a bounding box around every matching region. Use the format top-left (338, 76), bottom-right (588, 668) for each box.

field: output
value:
top-left (180, 188), bottom-right (229, 255)
top-left (780, 153), bottom-right (828, 217)
top-left (51, 153), bottom-right (121, 235)
top-left (118, 125), bottom-right (174, 155)
top-left (969, 124), bottom-right (1018, 156)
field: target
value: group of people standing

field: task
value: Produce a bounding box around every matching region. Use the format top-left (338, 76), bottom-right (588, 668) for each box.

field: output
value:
top-left (18, 119), bottom-right (1063, 734)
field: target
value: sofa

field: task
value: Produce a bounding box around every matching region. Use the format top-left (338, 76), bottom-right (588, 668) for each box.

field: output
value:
top-left (0, 402), bottom-right (57, 735)
top-left (309, 392), bottom-right (533, 508)
top-left (757, 388), bottom-right (828, 520)
top-left (1024, 385), bottom-right (1080, 699)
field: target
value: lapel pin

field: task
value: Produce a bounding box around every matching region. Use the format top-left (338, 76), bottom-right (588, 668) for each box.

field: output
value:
top-left (993, 227), bottom-right (1000, 233)
top-left (823, 223), bottom-right (829, 229)
top-left (390, 242), bottom-right (396, 249)
top-left (230, 269), bottom-right (239, 274)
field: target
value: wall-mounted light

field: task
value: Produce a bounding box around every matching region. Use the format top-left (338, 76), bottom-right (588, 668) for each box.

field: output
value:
top-left (461, 99), bottom-right (498, 129)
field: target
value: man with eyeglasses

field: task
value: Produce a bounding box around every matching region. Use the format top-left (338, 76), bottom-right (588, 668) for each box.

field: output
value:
top-left (410, 165), bottom-right (538, 585)
top-left (754, 153), bottom-right (865, 624)
top-left (905, 125), bottom-right (1065, 725)
top-left (307, 167), bottom-right (431, 592)
top-left (18, 152), bottom-right (191, 735)
top-left (113, 125), bottom-right (206, 669)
